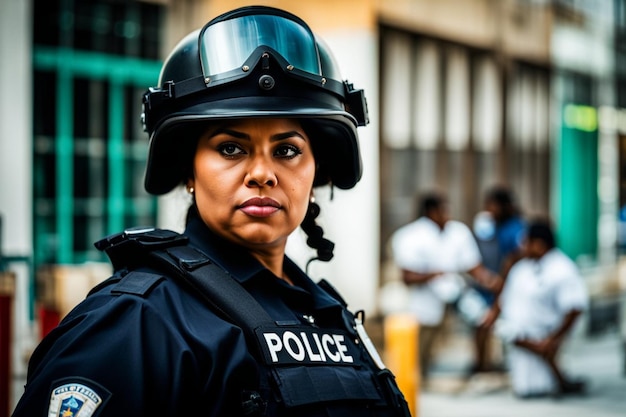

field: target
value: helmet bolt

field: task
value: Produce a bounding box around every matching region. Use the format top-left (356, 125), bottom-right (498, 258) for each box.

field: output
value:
top-left (287, 65), bottom-right (294, 71)
top-left (204, 77), bottom-right (211, 85)
top-left (242, 65), bottom-right (250, 72)
top-left (258, 75), bottom-right (275, 91)
top-left (321, 78), bottom-right (327, 85)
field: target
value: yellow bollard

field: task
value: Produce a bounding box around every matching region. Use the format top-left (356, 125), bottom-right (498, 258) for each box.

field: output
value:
top-left (384, 313), bottom-right (419, 417)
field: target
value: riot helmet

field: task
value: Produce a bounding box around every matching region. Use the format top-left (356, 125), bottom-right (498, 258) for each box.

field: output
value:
top-left (142, 6), bottom-right (369, 195)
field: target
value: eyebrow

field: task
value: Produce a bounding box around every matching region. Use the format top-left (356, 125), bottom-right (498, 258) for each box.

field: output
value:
top-left (272, 131), bottom-right (306, 142)
top-left (208, 128), bottom-right (307, 142)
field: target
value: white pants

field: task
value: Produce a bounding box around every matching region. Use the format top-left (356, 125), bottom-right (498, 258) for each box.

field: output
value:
top-left (507, 345), bottom-right (558, 396)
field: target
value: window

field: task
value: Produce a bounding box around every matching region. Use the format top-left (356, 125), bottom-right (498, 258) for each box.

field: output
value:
top-left (379, 27), bottom-right (550, 256)
top-left (33, 0), bottom-right (163, 265)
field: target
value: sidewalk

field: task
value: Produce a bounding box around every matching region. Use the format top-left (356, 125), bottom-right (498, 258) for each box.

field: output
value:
top-left (415, 324), bottom-right (626, 417)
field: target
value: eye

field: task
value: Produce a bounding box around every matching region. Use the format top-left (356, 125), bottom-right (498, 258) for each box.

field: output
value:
top-left (274, 144), bottom-right (302, 159)
top-left (217, 142), bottom-right (246, 157)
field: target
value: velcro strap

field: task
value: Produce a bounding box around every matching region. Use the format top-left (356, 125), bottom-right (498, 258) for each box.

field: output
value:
top-left (164, 245), bottom-right (212, 270)
top-left (111, 271), bottom-right (164, 297)
top-left (272, 366), bottom-right (382, 408)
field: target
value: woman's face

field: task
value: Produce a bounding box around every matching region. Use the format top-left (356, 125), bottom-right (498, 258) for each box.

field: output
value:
top-left (190, 118), bottom-right (316, 252)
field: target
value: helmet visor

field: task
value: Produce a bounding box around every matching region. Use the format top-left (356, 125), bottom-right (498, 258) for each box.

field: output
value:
top-left (199, 12), bottom-right (321, 78)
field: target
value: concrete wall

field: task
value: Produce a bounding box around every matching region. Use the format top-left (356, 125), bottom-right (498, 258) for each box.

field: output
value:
top-left (378, 0), bottom-right (551, 63)
top-left (0, 0), bottom-right (35, 410)
top-left (0, 1), bottom-right (33, 260)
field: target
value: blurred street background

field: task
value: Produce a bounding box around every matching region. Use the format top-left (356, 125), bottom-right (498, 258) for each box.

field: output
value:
top-left (418, 316), bottom-right (625, 417)
top-left (1, 0), bottom-right (626, 416)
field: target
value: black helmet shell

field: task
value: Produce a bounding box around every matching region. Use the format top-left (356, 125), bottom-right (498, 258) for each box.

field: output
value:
top-left (142, 6), bottom-right (368, 195)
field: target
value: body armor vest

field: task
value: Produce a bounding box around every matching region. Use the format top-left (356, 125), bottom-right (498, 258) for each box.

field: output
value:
top-left (95, 227), bottom-right (411, 417)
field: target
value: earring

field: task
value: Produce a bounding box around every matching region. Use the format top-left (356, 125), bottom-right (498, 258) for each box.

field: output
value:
top-left (307, 196), bottom-right (320, 219)
top-left (187, 186), bottom-right (195, 195)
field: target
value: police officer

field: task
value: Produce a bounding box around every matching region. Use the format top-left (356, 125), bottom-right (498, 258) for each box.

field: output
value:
top-left (12, 6), bottom-right (411, 417)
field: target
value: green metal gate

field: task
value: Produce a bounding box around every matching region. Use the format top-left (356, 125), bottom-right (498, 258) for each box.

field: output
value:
top-left (32, 0), bottom-right (163, 266)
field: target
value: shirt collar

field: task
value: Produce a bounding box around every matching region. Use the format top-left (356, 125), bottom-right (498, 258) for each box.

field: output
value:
top-left (418, 216), bottom-right (444, 233)
top-left (183, 212), bottom-right (264, 282)
top-left (182, 210), bottom-right (342, 311)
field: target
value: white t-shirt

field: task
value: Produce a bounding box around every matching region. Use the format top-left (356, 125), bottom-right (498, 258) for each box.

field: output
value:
top-left (497, 248), bottom-right (588, 341)
top-left (390, 217), bottom-right (482, 325)
top-left (496, 248), bottom-right (588, 395)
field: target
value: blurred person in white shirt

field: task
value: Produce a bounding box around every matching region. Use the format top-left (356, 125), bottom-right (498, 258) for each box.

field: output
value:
top-left (390, 191), bottom-right (501, 382)
top-left (490, 218), bottom-right (588, 398)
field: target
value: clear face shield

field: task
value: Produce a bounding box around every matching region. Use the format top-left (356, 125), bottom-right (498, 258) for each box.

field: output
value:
top-left (199, 11), bottom-right (322, 83)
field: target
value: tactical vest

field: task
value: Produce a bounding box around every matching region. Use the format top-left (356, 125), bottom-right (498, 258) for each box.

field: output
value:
top-left (95, 227), bottom-right (411, 417)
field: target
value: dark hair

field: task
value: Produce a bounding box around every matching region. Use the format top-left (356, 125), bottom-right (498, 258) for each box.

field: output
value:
top-left (526, 218), bottom-right (555, 249)
top-left (299, 119), bottom-right (339, 188)
top-left (300, 200), bottom-right (335, 265)
top-left (485, 185), bottom-right (519, 222)
top-left (417, 191), bottom-right (446, 219)
top-left (179, 124), bottom-right (209, 185)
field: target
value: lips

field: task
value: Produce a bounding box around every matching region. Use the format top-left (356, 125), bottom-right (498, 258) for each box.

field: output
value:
top-left (238, 197), bottom-right (281, 217)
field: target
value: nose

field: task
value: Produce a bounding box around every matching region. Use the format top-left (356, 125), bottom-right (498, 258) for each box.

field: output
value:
top-left (245, 153), bottom-right (277, 188)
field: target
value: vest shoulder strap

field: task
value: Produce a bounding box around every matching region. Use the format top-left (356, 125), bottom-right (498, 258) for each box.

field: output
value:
top-left (110, 271), bottom-right (165, 297)
top-left (95, 227), bottom-right (274, 341)
top-left (96, 227), bottom-right (273, 415)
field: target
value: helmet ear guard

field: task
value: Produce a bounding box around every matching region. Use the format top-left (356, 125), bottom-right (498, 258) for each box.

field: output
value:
top-left (141, 6), bottom-right (369, 195)
top-left (344, 82), bottom-right (369, 127)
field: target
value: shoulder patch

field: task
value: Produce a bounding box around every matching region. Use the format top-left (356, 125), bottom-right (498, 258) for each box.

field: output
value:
top-left (111, 271), bottom-right (164, 297)
top-left (48, 377), bottom-right (111, 417)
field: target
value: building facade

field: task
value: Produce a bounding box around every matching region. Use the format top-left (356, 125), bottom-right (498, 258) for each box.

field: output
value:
top-left (1, 0), bottom-right (625, 411)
